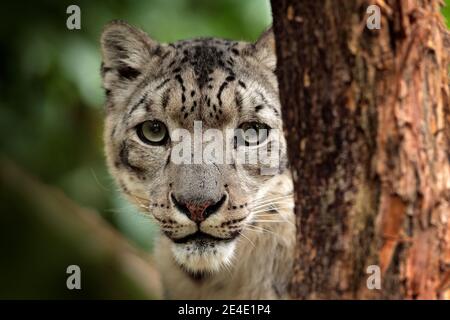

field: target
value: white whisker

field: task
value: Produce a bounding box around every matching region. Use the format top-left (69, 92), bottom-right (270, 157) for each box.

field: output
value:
top-left (253, 214), bottom-right (296, 227)
top-left (250, 207), bottom-right (291, 215)
top-left (250, 205), bottom-right (290, 214)
top-left (245, 224), bottom-right (279, 237)
top-left (222, 255), bottom-right (234, 278)
top-left (90, 168), bottom-right (111, 192)
top-left (238, 231), bottom-right (255, 248)
top-left (250, 195), bottom-right (293, 208)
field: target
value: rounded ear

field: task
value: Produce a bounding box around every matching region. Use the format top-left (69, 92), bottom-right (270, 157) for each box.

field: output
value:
top-left (253, 27), bottom-right (276, 71)
top-left (100, 20), bottom-right (162, 82)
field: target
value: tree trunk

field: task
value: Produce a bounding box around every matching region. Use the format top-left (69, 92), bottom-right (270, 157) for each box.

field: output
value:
top-left (271, 0), bottom-right (450, 299)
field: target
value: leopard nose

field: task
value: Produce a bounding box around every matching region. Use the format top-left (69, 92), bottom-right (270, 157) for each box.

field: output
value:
top-left (171, 194), bottom-right (227, 223)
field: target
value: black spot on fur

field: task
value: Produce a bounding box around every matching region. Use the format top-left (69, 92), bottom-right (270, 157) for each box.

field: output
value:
top-left (161, 89), bottom-right (170, 109)
top-left (165, 153), bottom-right (171, 168)
top-left (160, 50), bottom-right (170, 61)
top-left (152, 45), bottom-right (163, 57)
top-left (175, 74), bottom-right (186, 91)
top-left (119, 142), bottom-right (144, 173)
top-left (174, 42), bottom-right (238, 88)
top-left (270, 105), bottom-right (280, 117)
top-left (217, 81), bottom-right (228, 106)
top-left (156, 78), bottom-right (170, 90)
top-left (117, 66), bottom-right (140, 80)
top-left (235, 92), bottom-right (243, 112)
top-left (111, 44), bottom-right (126, 57)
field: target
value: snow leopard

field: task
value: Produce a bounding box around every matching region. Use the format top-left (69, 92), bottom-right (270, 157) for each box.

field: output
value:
top-left (100, 20), bottom-right (295, 299)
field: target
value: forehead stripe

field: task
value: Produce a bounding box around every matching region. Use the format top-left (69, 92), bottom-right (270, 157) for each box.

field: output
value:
top-left (128, 92), bottom-right (148, 116)
top-left (156, 78), bottom-right (171, 90)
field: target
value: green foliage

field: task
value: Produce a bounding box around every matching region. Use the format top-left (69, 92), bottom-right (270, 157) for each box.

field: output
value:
top-left (443, 2), bottom-right (450, 27)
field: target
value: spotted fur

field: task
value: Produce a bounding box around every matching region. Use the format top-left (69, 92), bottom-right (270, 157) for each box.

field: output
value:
top-left (100, 20), bottom-right (295, 299)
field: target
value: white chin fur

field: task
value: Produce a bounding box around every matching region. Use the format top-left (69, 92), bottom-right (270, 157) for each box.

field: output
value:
top-left (170, 241), bottom-right (236, 273)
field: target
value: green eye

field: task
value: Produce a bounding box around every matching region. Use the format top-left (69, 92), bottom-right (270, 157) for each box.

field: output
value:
top-left (136, 120), bottom-right (169, 145)
top-left (236, 122), bottom-right (270, 146)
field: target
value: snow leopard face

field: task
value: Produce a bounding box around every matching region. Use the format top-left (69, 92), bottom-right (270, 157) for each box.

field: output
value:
top-left (100, 20), bottom-right (288, 275)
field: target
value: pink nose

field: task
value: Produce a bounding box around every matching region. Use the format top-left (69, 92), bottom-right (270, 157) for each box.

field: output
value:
top-left (185, 202), bottom-right (213, 223)
top-left (171, 194), bottom-right (227, 223)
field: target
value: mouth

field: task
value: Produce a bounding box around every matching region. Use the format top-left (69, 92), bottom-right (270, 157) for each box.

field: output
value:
top-left (172, 231), bottom-right (237, 244)
top-left (169, 231), bottom-right (238, 274)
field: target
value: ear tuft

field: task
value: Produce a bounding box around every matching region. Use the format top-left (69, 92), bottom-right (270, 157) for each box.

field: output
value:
top-left (100, 20), bottom-right (159, 84)
top-left (253, 27), bottom-right (276, 71)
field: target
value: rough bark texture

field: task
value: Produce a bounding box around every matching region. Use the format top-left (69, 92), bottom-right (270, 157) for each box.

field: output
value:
top-left (272, 0), bottom-right (449, 299)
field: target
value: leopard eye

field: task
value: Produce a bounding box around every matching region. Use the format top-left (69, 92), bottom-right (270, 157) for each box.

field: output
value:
top-left (136, 120), bottom-right (169, 145)
top-left (236, 122), bottom-right (270, 146)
